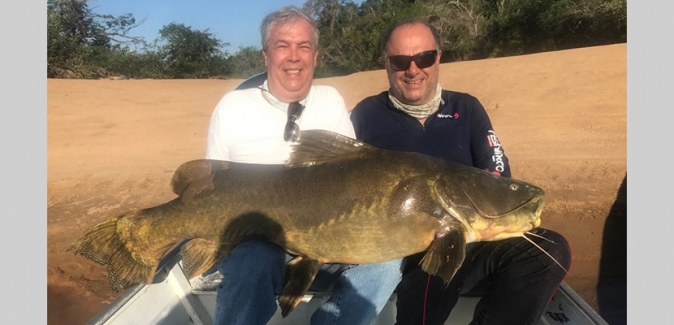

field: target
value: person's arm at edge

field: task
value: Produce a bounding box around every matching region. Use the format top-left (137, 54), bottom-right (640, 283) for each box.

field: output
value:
top-left (468, 96), bottom-right (512, 178)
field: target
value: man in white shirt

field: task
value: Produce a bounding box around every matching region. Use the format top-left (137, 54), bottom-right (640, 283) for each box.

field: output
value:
top-left (206, 81), bottom-right (354, 164)
top-left (204, 6), bottom-right (403, 325)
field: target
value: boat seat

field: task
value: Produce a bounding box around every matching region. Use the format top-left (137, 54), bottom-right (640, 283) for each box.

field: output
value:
top-left (235, 72), bottom-right (267, 90)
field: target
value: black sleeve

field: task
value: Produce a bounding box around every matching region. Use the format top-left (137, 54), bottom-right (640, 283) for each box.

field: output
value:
top-left (469, 98), bottom-right (512, 178)
top-left (349, 103), bottom-right (367, 140)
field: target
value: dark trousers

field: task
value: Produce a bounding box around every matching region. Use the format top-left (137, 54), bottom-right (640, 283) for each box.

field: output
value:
top-left (395, 228), bottom-right (571, 325)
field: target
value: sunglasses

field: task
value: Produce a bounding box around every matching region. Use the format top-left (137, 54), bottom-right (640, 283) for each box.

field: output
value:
top-left (284, 101), bottom-right (305, 142)
top-left (387, 50), bottom-right (438, 71)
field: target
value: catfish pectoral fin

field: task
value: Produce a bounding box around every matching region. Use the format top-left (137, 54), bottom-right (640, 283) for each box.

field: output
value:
top-left (68, 216), bottom-right (156, 292)
top-left (180, 238), bottom-right (229, 279)
top-left (279, 256), bottom-right (322, 317)
top-left (419, 226), bottom-right (467, 284)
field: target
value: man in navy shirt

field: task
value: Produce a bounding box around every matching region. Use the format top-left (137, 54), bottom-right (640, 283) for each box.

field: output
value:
top-left (350, 20), bottom-right (572, 325)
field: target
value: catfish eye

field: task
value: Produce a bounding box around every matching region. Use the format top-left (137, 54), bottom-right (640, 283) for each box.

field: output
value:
top-left (510, 184), bottom-right (519, 191)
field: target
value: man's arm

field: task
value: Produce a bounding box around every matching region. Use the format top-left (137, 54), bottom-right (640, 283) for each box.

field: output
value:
top-left (469, 97), bottom-right (512, 178)
top-left (205, 99), bottom-right (230, 160)
top-left (322, 87), bottom-right (356, 139)
top-left (335, 101), bottom-right (356, 139)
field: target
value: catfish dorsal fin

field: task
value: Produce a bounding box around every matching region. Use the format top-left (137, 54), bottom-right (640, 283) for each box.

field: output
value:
top-left (286, 130), bottom-right (377, 167)
top-left (170, 159), bottom-right (230, 195)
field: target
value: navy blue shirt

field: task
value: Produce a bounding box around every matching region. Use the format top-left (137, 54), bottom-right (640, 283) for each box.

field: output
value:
top-left (350, 90), bottom-right (511, 178)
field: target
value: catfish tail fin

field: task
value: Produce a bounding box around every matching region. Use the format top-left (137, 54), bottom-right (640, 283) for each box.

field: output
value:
top-left (68, 216), bottom-right (156, 292)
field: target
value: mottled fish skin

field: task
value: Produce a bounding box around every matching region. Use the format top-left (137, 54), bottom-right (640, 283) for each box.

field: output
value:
top-left (69, 129), bottom-right (544, 316)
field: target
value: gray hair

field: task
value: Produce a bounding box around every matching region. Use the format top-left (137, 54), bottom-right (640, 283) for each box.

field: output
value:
top-left (380, 19), bottom-right (441, 55)
top-left (260, 6), bottom-right (319, 51)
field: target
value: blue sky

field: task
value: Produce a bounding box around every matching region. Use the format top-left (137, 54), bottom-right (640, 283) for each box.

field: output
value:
top-left (90, 0), bottom-right (365, 53)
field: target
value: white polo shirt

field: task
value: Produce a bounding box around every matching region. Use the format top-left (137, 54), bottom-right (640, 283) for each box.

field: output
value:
top-left (205, 85), bottom-right (355, 164)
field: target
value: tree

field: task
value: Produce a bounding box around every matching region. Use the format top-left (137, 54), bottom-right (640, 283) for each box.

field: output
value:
top-left (303, 0), bottom-right (361, 74)
top-left (156, 23), bottom-right (231, 78)
top-left (304, 0), bottom-right (422, 75)
top-left (48, 0), bottom-right (82, 76)
top-left (417, 0), bottom-right (488, 61)
top-left (47, 0), bottom-right (626, 79)
top-left (47, 0), bottom-right (146, 78)
top-left (480, 0), bottom-right (626, 57)
top-left (228, 46), bottom-right (266, 79)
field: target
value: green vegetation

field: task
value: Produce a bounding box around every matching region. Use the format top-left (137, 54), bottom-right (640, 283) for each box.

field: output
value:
top-left (47, 0), bottom-right (626, 79)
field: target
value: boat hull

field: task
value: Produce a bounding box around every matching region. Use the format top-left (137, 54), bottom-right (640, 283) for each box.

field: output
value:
top-left (88, 253), bottom-right (608, 325)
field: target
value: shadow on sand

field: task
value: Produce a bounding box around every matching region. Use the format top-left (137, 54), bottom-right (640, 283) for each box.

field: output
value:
top-left (596, 173), bottom-right (627, 324)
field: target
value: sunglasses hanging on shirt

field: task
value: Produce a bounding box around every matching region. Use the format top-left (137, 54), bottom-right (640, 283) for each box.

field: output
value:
top-left (387, 50), bottom-right (438, 71)
top-left (284, 101), bottom-right (305, 142)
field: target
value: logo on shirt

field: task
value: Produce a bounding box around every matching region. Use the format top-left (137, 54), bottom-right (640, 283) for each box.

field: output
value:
top-left (487, 132), bottom-right (501, 148)
top-left (437, 112), bottom-right (459, 119)
top-left (487, 130), bottom-right (505, 173)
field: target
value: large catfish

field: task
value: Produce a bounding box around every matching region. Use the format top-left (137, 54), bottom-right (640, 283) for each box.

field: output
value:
top-left (69, 129), bottom-right (545, 316)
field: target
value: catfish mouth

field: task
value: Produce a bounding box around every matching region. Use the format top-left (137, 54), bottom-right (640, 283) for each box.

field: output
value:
top-left (473, 196), bottom-right (544, 241)
top-left (464, 188), bottom-right (544, 221)
top-left (434, 182), bottom-right (544, 242)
